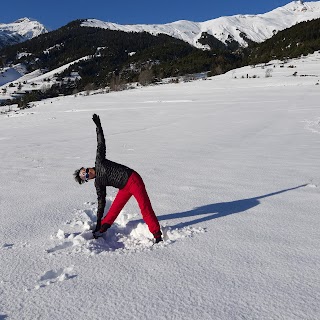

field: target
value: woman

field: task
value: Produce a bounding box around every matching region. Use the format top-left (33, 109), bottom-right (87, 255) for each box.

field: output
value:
top-left (74, 114), bottom-right (162, 243)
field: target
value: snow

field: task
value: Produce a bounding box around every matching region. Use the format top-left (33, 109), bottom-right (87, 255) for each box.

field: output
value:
top-left (81, 1), bottom-right (320, 48)
top-left (0, 18), bottom-right (47, 44)
top-left (0, 65), bottom-right (26, 86)
top-left (0, 57), bottom-right (89, 101)
top-left (0, 18), bottom-right (47, 38)
top-left (24, 56), bottom-right (89, 83)
top-left (1, 52), bottom-right (320, 319)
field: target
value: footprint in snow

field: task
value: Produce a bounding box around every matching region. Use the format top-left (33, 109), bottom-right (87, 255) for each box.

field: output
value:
top-left (27, 266), bottom-right (76, 291)
top-left (46, 199), bottom-right (206, 255)
top-left (46, 241), bottom-right (73, 254)
top-left (2, 243), bottom-right (14, 250)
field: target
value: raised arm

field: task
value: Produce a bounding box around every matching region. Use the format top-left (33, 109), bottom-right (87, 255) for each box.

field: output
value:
top-left (92, 114), bottom-right (106, 162)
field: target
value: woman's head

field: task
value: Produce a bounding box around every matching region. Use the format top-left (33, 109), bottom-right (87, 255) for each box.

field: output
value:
top-left (73, 167), bottom-right (95, 184)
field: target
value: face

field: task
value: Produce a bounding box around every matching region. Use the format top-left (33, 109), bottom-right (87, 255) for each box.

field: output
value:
top-left (80, 167), bottom-right (95, 181)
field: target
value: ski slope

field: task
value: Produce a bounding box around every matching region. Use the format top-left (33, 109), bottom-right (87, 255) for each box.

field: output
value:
top-left (0, 53), bottom-right (320, 319)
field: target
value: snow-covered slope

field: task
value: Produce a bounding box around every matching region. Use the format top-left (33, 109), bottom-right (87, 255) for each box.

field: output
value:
top-left (0, 56), bottom-right (88, 102)
top-left (82, 1), bottom-right (320, 49)
top-left (0, 18), bottom-right (48, 48)
top-left (0, 64), bottom-right (27, 87)
top-left (1, 52), bottom-right (320, 320)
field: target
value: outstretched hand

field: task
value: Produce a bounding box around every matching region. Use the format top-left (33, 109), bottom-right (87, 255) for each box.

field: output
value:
top-left (92, 114), bottom-right (101, 126)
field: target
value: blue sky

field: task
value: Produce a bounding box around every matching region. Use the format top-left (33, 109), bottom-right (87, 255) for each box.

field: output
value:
top-left (2, 0), bottom-right (293, 30)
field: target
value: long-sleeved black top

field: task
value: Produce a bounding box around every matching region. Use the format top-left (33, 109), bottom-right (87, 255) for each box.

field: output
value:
top-left (94, 123), bottom-right (133, 219)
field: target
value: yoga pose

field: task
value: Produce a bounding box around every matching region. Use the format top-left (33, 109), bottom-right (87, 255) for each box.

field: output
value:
top-left (74, 114), bottom-right (162, 243)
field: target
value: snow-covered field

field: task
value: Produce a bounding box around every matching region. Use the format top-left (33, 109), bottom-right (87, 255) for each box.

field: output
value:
top-left (1, 53), bottom-right (320, 320)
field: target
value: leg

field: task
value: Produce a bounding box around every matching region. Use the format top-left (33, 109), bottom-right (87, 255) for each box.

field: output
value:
top-left (101, 188), bottom-right (132, 226)
top-left (129, 172), bottom-right (161, 237)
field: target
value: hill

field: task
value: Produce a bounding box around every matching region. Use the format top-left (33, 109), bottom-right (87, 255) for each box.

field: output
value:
top-left (0, 20), bottom-right (241, 107)
top-left (2, 2), bottom-right (320, 107)
top-left (246, 17), bottom-right (320, 64)
top-left (81, 1), bottom-right (320, 50)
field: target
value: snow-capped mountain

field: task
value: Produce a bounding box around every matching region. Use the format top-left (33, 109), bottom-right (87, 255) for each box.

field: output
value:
top-left (2, 0), bottom-right (320, 105)
top-left (82, 1), bottom-right (320, 49)
top-left (0, 18), bottom-right (48, 48)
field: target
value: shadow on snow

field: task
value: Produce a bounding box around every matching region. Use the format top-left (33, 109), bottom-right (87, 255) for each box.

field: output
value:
top-left (156, 184), bottom-right (307, 229)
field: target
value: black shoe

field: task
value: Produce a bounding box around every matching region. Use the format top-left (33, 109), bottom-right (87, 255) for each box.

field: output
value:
top-left (92, 231), bottom-right (104, 239)
top-left (93, 223), bottom-right (111, 239)
top-left (154, 237), bottom-right (163, 244)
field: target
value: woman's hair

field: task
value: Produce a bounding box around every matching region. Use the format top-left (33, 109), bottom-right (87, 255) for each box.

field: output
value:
top-left (73, 167), bottom-right (85, 184)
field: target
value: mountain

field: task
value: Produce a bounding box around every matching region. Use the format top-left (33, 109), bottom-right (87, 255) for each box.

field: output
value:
top-left (1, 1), bottom-right (319, 52)
top-left (246, 17), bottom-right (320, 64)
top-left (0, 18), bottom-right (48, 48)
top-left (2, 1), bottom-right (320, 107)
top-left (0, 19), bottom-right (242, 107)
top-left (81, 1), bottom-right (320, 50)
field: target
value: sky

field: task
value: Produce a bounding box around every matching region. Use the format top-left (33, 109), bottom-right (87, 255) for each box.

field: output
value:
top-left (1, 0), bottom-right (295, 30)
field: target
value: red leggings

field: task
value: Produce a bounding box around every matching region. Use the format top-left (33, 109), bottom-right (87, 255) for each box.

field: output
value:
top-left (101, 172), bottom-right (161, 236)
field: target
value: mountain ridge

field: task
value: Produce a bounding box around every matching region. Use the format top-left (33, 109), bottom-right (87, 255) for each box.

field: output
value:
top-left (0, 17), bottom-right (48, 48)
top-left (2, 2), bottom-right (320, 107)
top-left (1, 1), bottom-right (320, 51)
top-left (81, 1), bottom-right (320, 49)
